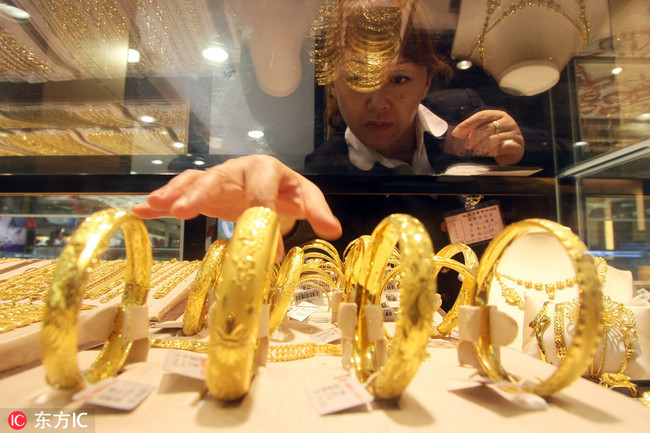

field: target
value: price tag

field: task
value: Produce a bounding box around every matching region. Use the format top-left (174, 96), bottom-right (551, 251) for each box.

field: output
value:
top-left (306, 376), bottom-right (374, 415)
top-left (287, 301), bottom-right (319, 322)
top-left (310, 327), bottom-right (342, 344)
top-left (443, 200), bottom-right (504, 245)
top-left (162, 349), bottom-right (207, 380)
top-left (73, 379), bottom-right (155, 411)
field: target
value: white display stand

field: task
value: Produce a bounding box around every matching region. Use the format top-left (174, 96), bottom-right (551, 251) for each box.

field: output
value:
top-left (0, 320), bottom-right (647, 433)
top-left (486, 231), bottom-right (634, 350)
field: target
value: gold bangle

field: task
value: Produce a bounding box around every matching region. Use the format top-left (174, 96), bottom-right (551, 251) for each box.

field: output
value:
top-left (41, 209), bottom-right (152, 390)
top-left (267, 246), bottom-right (304, 336)
top-left (431, 243), bottom-right (479, 338)
top-left (205, 207), bottom-right (279, 401)
top-left (353, 214), bottom-right (436, 399)
top-left (473, 218), bottom-right (602, 396)
top-left (342, 235), bottom-right (371, 302)
top-left (182, 240), bottom-right (228, 335)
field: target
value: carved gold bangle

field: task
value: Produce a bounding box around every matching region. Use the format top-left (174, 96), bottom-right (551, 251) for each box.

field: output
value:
top-left (342, 235), bottom-right (371, 302)
top-left (431, 243), bottom-right (479, 338)
top-left (268, 246), bottom-right (304, 335)
top-left (205, 207), bottom-right (279, 401)
top-left (41, 209), bottom-right (152, 390)
top-left (353, 214), bottom-right (436, 399)
top-left (473, 218), bottom-right (602, 396)
top-left (182, 240), bottom-right (228, 335)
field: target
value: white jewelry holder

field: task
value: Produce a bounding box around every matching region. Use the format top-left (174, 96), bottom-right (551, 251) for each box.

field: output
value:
top-left (486, 230), bottom-right (634, 351)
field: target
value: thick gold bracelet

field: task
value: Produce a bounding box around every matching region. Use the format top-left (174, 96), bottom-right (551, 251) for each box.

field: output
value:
top-left (41, 209), bottom-right (152, 390)
top-left (182, 240), bottom-right (228, 335)
top-left (268, 246), bottom-right (304, 335)
top-left (353, 214), bottom-right (436, 399)
top-left (205, 207), bottom-right (279, 401)
top-left (473, 218), bottom-right (602, 396)
top-left (430, 243), bottom-right (478, 338)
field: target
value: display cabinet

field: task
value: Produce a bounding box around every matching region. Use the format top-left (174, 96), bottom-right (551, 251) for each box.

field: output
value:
top-left (0, 0), bottom-right (647, 280)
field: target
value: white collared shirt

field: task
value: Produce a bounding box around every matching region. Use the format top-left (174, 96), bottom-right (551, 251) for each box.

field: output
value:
top-left (346, 104), bottom-right (448, 174)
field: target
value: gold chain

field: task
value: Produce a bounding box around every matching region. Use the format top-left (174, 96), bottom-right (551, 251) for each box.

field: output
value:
top-left (470, 0), bottom-right (589, 69)
top-left (496, 257), bottom-right (606, 309)
top-left (149, 337), bottom-right (342, 362)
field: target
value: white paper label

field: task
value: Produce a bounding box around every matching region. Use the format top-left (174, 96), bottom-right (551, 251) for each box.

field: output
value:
top-left (445, 203), bottom-right (504, 245)
top-left (306, 376), bottom-right (374, 415)
top-left (287, 301), bottom-right (319, 322)
top-left (310, 327), bottom-right (342, 344)
top-left (73, 379), bottom-right (155, 411)
top-left (162, 349), bottom-right (207, 380)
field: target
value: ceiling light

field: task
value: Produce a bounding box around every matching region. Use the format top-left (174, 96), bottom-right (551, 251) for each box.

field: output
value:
top-left (138, 115), bottom-right (155, 123)
top-left (0, 4), bottom-right (30, 20)
top-left (202, 46), bottom-right (229, 63)
top-left (247, 130), bottom-right (265, 139)
top-left (127, 49), bottom-right (141, 63)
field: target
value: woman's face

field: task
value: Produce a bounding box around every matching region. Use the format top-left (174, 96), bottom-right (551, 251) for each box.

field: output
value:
top-left (332, 58), bottom-right (431, 159)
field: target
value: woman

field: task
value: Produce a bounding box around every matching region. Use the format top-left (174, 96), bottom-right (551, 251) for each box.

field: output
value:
top-left (132, 2), bottom-right (525, 252)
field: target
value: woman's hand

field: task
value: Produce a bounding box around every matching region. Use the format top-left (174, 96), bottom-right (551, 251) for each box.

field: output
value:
top-left (132, 155), bottom-right (342, 242)
top-left (450, 109), bottom-right (525, 165)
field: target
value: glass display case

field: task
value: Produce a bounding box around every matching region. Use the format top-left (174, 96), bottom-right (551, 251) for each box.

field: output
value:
top-left (0, 0), bottom-right (648, 281)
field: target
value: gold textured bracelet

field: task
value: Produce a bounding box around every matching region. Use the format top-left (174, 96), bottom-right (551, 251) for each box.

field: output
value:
top-left (182, 240), bottom-right (228, 335)
top-left (353, 214), bottom-right (437, 399)
top-left (430, 243), bottom-right (479, 338)
top-left (267, 246), bottom-right (304, 335)
top-left (41, 209), bottom-right (152, 390)
top-left (205, 207), bottom-right (279, 401)
top-left (473, 218), bottom-right (602, 396)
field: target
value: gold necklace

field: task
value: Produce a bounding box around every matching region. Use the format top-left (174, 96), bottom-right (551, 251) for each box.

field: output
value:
top-left (554, 295), bottom-right (638, 397)
top-left (496, 257), bottom-right (606, 309)
top-left (470, 0), bottom-right (589, 69)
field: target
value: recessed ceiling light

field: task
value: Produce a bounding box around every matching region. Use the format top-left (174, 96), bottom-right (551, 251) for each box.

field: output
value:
top-left (247, 130), bottom-right (265, 139)
top-left (127, 49), bottom-right (141, 63)
top-left (0, 5), bottom-right (30, 20)
top-left (202, 46), bottom-right (229, 63)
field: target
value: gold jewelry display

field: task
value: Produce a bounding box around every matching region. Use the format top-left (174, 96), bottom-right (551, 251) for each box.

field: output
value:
top-left (41, 209), bottom-right (152, 390)
top-left (430, 243), bottom-right (479, 338)
top-left (182, 240), bottom-right (228, 336)
top-left (472, 218), bottom-right (602, 396)
top-left (267, 342), bottom-right (341, 362)
top-left (542, 295), bottom-right (639, 396)
top-left (205, 207), bottom-right (279, 401)
top-left (496, 257), bottom-right (606, 309)
top-left (149, 338), bottom-right (341, 363)
top-left (312, 0), bottom-right (407, 92)
top-left (352, 214), bottom-right (437, 399)
top-left (469, 0), bottom-right (589, 70)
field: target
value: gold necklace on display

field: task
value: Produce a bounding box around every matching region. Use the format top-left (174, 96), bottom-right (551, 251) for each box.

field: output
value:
top-left (495, 256), bottom-right (607, 310)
